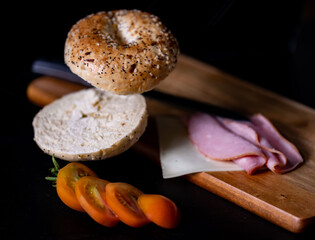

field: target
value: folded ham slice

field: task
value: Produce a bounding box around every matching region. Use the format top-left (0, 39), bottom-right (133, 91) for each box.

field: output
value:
top-left (188, 112), bottom-right (303, 174)
top-left (250, 114), bottom-right (303, 173)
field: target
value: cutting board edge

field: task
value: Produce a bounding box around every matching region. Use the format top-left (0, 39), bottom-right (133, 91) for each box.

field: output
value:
top-left (178, 55), bottom-right (315, 117)
top-left (185, 171), bottom-right (313, 233)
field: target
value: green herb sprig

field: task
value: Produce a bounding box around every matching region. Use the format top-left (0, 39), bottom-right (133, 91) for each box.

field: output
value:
top-left (45, 156), bottom-right (60, 187)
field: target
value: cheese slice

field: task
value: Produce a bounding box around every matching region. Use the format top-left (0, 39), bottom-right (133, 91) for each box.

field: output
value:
top-left (156, 117), bottom-right (243, 179)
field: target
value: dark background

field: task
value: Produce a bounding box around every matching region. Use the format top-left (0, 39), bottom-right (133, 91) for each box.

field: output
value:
top-left (6, 0), bottom-right (315, 107)
top-left (2, 0), bottom-right (315, 239)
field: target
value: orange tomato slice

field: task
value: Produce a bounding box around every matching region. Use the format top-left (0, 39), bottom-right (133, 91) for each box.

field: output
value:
top-left (105, 182), bottom-right (150, 228)
top-left (75, 176), bottom-right (119, 227)
top-left (138, 194), bottom-right (180, 229)
top-left (56, 162), bottom-right (97, 212)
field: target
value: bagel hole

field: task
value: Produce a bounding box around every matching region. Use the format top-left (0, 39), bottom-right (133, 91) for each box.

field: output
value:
top-left (112, 16), bottom-right (138, 45)
top-left (103, 19), bottom-right (130, 46)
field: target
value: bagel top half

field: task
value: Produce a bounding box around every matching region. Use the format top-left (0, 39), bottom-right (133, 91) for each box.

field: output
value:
top-left (65, 10), bottom-right (179, 95)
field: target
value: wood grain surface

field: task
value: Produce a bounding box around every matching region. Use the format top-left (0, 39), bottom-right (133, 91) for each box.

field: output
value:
top-left (27, 54), bottom-right (315, 233)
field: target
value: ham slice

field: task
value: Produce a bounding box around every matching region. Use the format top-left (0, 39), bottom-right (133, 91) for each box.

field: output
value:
top-left (233, 156), bottom-right (266, 175)
top-left (218, 117), bottom-right (288, 173)
top-left (250, 114), bottom-right (303, 173)
top-left (188, 113), bottom-right (266, 161)
top-left (188, 112), bottom-right (303, 174)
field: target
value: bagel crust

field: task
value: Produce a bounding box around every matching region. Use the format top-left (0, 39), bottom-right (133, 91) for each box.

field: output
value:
top-left (65, 10), bottom-right (179, 94)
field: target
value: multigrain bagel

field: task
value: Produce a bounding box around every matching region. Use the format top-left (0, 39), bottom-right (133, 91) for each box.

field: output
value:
top-left (65, 10), bottom-right (179, 94)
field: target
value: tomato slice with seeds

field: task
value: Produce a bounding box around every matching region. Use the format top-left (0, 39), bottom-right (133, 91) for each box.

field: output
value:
top-left (56, 162), bottom-right (97, 212)
top-left (75, 176), bottom-right (119, 227)
top-left (138, 194), bottom-right (180, 229)
top-left (105, 182), bottom-right (150, 228)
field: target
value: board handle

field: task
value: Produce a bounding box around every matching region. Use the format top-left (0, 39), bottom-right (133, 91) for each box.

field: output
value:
top-left (27, 76), bottom-right (86, 107)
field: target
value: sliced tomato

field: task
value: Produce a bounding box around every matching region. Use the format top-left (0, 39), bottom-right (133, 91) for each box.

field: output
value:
top-left (138, 194), bottom-right (180, 229)
top-left (105, 182), bottom-right (150, 228)
top-left (75, 176), bottom-right (119, 227)
top-left (56, 162), bottom-right (97, 212)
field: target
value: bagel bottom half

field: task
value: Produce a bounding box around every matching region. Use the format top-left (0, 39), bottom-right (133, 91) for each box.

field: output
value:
top-left (32, 88), bottom-right (148, 161)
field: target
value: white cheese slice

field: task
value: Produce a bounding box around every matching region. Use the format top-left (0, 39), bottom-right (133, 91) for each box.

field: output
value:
top-left (156, 117), bottom-right (243, 179)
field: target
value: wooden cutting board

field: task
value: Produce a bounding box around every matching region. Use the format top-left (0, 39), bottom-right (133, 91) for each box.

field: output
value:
top-left (27, 54), bottom-right (315, 233)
